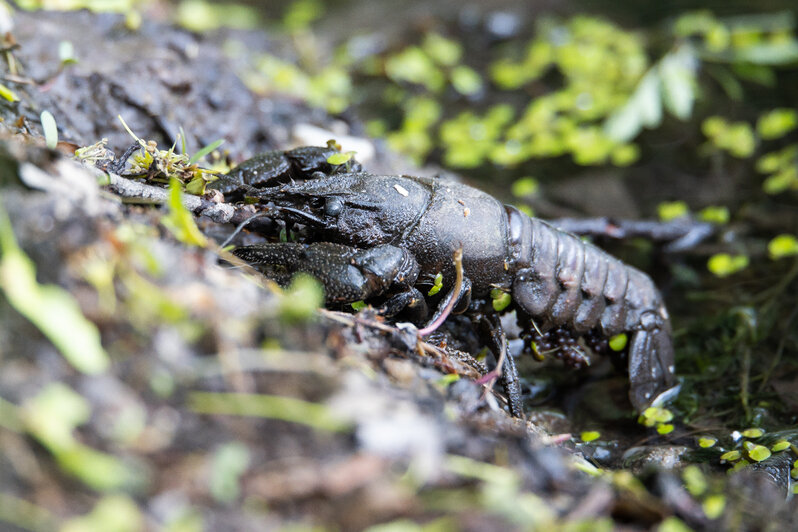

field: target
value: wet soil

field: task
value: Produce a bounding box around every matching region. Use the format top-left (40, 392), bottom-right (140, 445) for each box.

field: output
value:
top-left (1, 8), bottom-right (797, 532)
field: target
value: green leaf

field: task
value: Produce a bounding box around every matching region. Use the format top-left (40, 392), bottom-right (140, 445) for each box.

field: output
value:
top-left (40, 111), bottom-right (58, 150)
top-left (747, 444), bottom-right (771, 462)
top-left (706, 65), bottom-right (743, 101)
top-left (702, 494), bottom-right (726, 520)
top-left (188, 138), bottom-right (224, 164)
top-left (658, 201), bottom-right (689, 221)
top-left (188, 392), bottom-right (350, 432)
top-left (728, 459), bottom-right (750, 473)
top-left (422, 32), bottom-right (462, 66)
top-left (0, 82), bottom-right (19, 102)
top-left (707, 253), bottom-right (749, 278)
top-left (757, 109), bottom-right (797, 140)
top-left (61, 495), bottom-right (143, 532)
top-left (179, 127), bottom-right (188, 155)
top-left (643, 406), bottom-right (674, 423)
top-left (451, 65), bottom-right (482, 95)
top-left (490, 289), bottom-right (511, 312)
top-left (176, 0), bottom-right (261, 32)
top-left (437, 373), bottom-right (460, 387)
top-left (282, 0), bottom-right (323, 31)
top-left (609, 333), bottom-right (628, 352)
top-left (604, 69), bottom-right (662, 142)
top-left (427, 272), bottom-right (443, 296)
top-left (610, 144), bottom-right (640, 167)
top-left (698, 206), bottom-right (730, 225)
top-left (702, 116), bottom-right (726, 138)
top-left (732, 63), bottom-right (776, 86)
top-left (22, 384), bottom-right (142, 492)
top-left (278, 273), bottom-right (324, 322)
top-left (160, 178), bottom-right (207, 247)
top-left (741, 427), bottom-right (764, 438)
top-left (732, 41), bottom-right (798, 65)
top-left (511, 177), bottom-right (539, 198)
top-left (57, 445), bottom-right (142, 492)
top-left (702, 117), bottom-right (757, 158)
top-left (768, 234), bottom-right (798, 259)
top-left (580, 431), bottom-right (600, 442)
top-left (210, 442), bottom-right (250, 504)
top-left (326, 152), bottom-right (352, 166)
top-left (657, 423), bottom-right (675, 435)
top-left (726, 123), bottom-right (757, 158)
top-left (698, 436), bottom-right (718, 448)
top-left (184, 176), bottom-right (207, 196)
top-left (0, 210), bottom-right (109, 375)
top-left (58, 40), bottom-right (78, 65)
top-left (720, 450), bottom-right (741, 461)
top-left (385, 46), bottom-right (444, 92)
top-left (763, 167), bottom-right (798, 194)
top-left (23, 383), bottom-right (91, 450)
top-left (659, 46), bottom-right (696, 120)
top-left (682, 465), bottom-right (707, 496)
top-left (771, 440), bottom-right (791, 452)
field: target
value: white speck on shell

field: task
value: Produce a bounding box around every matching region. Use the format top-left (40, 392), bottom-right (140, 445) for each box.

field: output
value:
top-left (394, 184), bottom-right (409, 197)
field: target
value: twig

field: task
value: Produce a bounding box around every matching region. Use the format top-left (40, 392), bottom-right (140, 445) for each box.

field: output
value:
top-left (550, 216), bottom-right (715, 252)
top-left (318, 309), bottom-right (487, 383)
top-left (103, 170), bottom-right (250, 225)
top-left (418, 247), bottom-right (464, 336)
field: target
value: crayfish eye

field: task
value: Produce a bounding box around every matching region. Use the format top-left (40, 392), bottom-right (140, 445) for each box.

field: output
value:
top-left (324, 197), bottom-right (344, 217)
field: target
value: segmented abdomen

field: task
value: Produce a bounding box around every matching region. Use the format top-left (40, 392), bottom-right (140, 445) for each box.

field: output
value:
top-left (507, 206), bottom-right (666, 336)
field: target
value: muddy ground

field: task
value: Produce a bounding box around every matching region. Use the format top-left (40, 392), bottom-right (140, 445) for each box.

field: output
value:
top-left (1, 8), bottom-right (796, 532)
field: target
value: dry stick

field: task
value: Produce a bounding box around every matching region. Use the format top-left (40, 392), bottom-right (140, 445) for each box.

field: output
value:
top-left (103, 170), bottom-right (242, 224)
top-left (320, 309), bottom-right (451, 368)
top-left (418, 247), bottom-right (464, 337)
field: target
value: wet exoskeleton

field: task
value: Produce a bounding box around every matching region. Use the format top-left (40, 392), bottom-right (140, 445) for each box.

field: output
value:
top-left (214, 146), bottom-right (677, 416)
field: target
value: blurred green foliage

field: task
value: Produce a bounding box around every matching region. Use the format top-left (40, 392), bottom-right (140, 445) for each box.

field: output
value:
top-left (187, 391), bottom-right (350, 432)
top-left (226, 6), bottom-right (798, 226)
top-left (161, 178), bottom-right (208, 247)
top-left (0, 208), bottom-right (110, 375)
top-left (210, 442), bottom-right (251, 503)
top-left (62, 495), bottom-right (144, 532)
top-left (9, 1), bottom-right (798, 522)
top-left (21, 383), bottom-right (144, 492)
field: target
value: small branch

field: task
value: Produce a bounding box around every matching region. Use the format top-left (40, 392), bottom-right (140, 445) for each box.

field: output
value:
top-left (103, 170), bottom-right (253, 225)
top-left (418, 247), bottom-right (464, 336)
top-left (550, 216), bottom-right (715, 252)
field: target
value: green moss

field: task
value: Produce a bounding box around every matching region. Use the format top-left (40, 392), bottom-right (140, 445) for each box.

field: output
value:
top-left (0, 209), bottom-right (110, 375)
